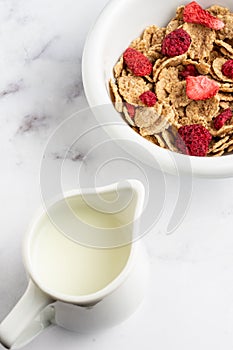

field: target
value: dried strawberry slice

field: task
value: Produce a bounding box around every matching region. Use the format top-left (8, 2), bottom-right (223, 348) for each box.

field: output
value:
top-left (125, 103), bottom-right (136, 118)
top-left (214, 108), bottom-right (232, 130)
top-left (139, 91), bottom-right (157, 107)
top-left (222, 60), bottom-right (233, 79)
top-left (183, 1), bottom-right (225, 30)
top-left (186, 75), bottom-right (219, 100)
top-left (123, 48), bottom-right (152, 76)
top-left (176, 124), bottom-right (212, 157)
top-left (161, 28), bottom-right (191, 57)
top-left (179, 64), bottom-right (199, 79)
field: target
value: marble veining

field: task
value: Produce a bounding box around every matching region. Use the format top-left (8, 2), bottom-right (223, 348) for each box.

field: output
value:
top-left (0, 80), bottom-right (23, 97)
top-left (17, 114), bottom-right (48, 133)
top-left (52, 149), bottom-right (86, 163)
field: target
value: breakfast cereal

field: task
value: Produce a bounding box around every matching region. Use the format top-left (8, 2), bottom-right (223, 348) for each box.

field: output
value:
top-left (110, 1), bottom-right (233, 156)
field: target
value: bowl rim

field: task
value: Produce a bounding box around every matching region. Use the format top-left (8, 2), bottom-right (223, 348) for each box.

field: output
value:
top-left (82, 0), bottom-right (233, 178)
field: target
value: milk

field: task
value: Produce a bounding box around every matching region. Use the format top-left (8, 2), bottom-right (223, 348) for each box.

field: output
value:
top-left (31, 198), bottom-right (131, 296)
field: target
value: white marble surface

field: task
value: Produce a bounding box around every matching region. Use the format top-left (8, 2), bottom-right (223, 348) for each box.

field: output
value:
top-left (1, 0), bottom-right (233, 349)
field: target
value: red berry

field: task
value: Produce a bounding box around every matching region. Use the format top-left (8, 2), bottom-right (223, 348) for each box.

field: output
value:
top-left (221, 60), bottom-right (233, 79)
top-left (161, 28), bottom-right (191, 57)
top-left (186, 75), bottom-right (219, 100)
top-left (214, 108), bottom-right (232, 130)
top-left (139, 91), bottom-right (157, 107)
top-left (176, 124), bottom-right (212, 157)
top-left (183, 1), bottom-right (225, 30)
top-left (123, 48), bottom-right (153, 76)
top-left (125, 103), bottom-right (136, 118)
top-left (179, 64), bottom-right (199, 79)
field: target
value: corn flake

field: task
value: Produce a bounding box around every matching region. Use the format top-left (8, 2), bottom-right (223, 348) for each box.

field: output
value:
top-left (118, 75), bottom-right (150, 105)
top-left (183, 23), bottom-right (216, 61)
top-left (186, 97), bottom-right (220, 122)
top-left (134, 103), bottom-right (163, 128)
top-left (109, 79), bottom-right (123, 113)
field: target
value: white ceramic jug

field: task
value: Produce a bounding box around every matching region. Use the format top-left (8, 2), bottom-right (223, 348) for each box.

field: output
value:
top-left (0, 180), bottom-right (149, 349)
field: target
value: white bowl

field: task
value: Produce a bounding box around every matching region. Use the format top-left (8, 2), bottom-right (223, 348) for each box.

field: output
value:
top-left (82, 0), bottom-right (233, 178)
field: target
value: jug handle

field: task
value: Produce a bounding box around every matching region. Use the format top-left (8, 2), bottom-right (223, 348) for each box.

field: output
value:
top-left (0, 280), bottom-right (54, 349)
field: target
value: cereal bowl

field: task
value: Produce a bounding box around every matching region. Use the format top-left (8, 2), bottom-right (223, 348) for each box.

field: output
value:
top-left (82, 0), bottom-right (233, 178)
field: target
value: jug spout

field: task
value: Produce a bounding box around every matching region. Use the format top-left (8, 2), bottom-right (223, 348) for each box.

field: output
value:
top-left (106, 179), bottom-right (145, 230)
top-left (44, 179), bottom-right (145, 249)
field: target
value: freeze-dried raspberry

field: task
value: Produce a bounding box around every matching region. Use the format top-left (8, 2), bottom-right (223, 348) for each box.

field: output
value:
top-left (214, 108), bottom-right (232, 130)
top-left (176, 124), bottom-right (212, 156)
top-left (186, 75), bottom-right (219, 100)
top-left (123, 48), bottom-right (153, 76)
top-left (125, 103), bottom-right (136, 118)
top-left (221, 60), bottom-right (233, 79)
top-left (139, 91), bottom-right (157, 107)
top-left (183, 1), bottom-right (225, 30)
top-left (161, 28), bottom-right (191, 57)
top-left (179, 64), bottom-right (199, 79)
